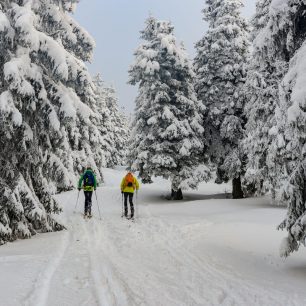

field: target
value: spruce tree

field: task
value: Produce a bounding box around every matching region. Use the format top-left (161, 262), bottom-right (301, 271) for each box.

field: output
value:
top-left (251, 0), bottom-right (272, 40)
top-left (92, 74), bottom-right (113, 168)
top-left (93, 74), bottom-right (128, 168)
top-left (104, 85), bottom-right (128, 167)
top-left (260, 0), bottom-right (306, 257)
top-left (0, 0), bottom-right (102, 244)
top-left (243, 0), bottom-right (285, 199)
top-left (128, 17), bottom-right (209, 200)
top-left (194, 0), bottom-right (250, 199)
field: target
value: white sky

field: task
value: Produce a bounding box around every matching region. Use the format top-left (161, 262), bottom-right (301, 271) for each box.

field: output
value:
top-left (74, 0), bottom-right (256, 112)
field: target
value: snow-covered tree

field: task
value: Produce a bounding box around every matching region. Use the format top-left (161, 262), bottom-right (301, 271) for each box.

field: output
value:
top-left (0, 0), bottom-right (103, 244)
top-left (93, 74), bottom-right (128, 168)
top-left (250, 0), bottom-right (272, 40)
top-left (128, 17), bottom-right (209, 200)
top-left (92, 74), bottom-right (113, 168)
top-left (104, 85), bottom-right (129, 167)
top-left (242, 0), bottom-right (287, 198)
top-left (194, 0), bottom-right (250, 198)
top-left (257, 0), bottom-right (306, 257)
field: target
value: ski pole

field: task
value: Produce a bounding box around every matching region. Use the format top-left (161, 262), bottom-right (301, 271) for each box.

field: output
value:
top-left (74, 190), bottom-right (80, 213)
top-left (94, 190), bottom-right (102, 220)
top-left (121, 193), bottom-right (124, 218)
top-left (136, 190), bottom-right (139, 219)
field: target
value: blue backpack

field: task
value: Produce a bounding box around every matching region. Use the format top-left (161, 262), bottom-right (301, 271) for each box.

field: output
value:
top-left (83, 171), bottom-right (95, 187)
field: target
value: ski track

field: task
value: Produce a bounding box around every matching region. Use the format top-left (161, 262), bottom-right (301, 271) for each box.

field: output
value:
top-left (99, 203), bottom-right (298, 306)
top-left (19, 186), bottom-right (304, 306)
top-left (45, 215), bottom-right (99, 306)
top-left (150, 209), bottom-right (299, 306)
top-left (83, 220), bottom-right (136, 306)
top-left (24, 230), bottom-right (70, 306)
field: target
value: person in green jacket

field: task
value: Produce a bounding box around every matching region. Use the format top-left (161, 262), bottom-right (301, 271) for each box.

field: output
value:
top-left (78, 167), bottom-right (97, 217)
top-left (120, 172), bottom-right (140, 218)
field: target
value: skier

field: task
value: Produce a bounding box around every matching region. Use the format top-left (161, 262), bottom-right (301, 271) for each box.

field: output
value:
top-left (120, 172), bottom-right (140, 219)
top-left (78, 166), bottom-right (97, 218)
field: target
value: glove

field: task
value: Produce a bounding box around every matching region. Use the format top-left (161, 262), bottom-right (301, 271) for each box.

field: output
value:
top-left (78, 188), bottom-right (81, 191)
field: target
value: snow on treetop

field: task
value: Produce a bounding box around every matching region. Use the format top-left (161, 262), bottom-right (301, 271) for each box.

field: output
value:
top-left (4, 54), bottom-right (39, 97)
top-left (283, 41), bottom-right (306, 123)
top-left (0, 11), bottom-right (12, 34)
top-left (270, 0), bottom-right (288, 14)
top-left (66, 14), bottom-right (96, 50)
top-left (0, 91), bottom-right (22, 127)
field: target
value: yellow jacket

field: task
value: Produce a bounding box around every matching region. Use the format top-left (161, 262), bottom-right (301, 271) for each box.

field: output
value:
top-left (121, 175), bottom-right (140, 193)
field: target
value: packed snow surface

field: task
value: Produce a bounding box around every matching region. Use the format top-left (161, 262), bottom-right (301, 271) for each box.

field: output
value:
top-left (1, 168), bottom-right (306, 306)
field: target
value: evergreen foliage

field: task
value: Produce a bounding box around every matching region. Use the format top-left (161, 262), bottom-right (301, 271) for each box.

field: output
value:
top-left (93, 74), bottom-right (128, 168)
top-left (245, 0), bottom-right (306, 257)
top-left (128, 17), bottom-right (209, 199)
top-left (194, 0), bottom-right (250, 198)
top-left (0, 0), bottom-right (105, 244)
top-left (263, 0), bottom-right (306, 257)
top-left (243, 0), bottom-right (285, 198)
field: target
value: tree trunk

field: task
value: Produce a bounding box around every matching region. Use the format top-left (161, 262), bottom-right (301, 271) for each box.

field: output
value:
top-left (171, 188), bottom-right (183, 200)
top-left (232, 176), bottom-right (244, 199)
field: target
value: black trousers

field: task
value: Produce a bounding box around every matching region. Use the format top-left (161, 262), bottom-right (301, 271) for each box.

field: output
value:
top-left (124, 192), bottom-right (134, 217)
top-left (84, 191), bottom-right (93, 215)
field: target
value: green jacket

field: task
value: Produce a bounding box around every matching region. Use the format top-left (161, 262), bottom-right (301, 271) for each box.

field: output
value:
top-left (78, 170), bottom-right (97, 192)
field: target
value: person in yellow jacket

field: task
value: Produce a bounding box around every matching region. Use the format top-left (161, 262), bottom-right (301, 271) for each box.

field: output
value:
top-left (120, 172), bottom-right (140, 219)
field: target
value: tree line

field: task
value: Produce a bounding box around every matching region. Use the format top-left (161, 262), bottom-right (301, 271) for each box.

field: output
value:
top-left (0, 0), bottom-right (128, 244)
top-left (128, 0), bottom-right (306, 257)
top-left (1, 0), bottom-right (306, 258)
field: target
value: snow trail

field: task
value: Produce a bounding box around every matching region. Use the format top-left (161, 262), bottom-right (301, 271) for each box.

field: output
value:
top-left (48, 176), bottom-right (306, 306)
top-left (25, 231), bottom-right (70, 306)
top-left (83, 219), bottom-right (133, 306)
top-left (46, 215), bottom-right (99, 306)
top-left (1, 168), bottom-right (306, 305)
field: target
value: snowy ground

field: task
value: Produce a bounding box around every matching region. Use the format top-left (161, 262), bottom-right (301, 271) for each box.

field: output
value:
top-left (1, 168), bottom-right (306, 306)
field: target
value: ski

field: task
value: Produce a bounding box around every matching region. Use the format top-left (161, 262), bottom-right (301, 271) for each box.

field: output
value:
top-left (122, 215), bottom-right (135, 222)
top-left (81, 213), bottom-right (93, 220)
